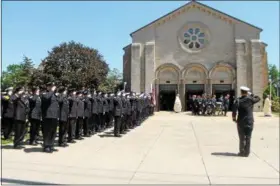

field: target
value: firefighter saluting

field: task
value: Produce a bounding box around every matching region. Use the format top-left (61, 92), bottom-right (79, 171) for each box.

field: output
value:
top-left (232, 86), bottom-right (261, 157)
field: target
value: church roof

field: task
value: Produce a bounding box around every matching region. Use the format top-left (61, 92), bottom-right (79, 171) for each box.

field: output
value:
top-left (130, 1), bottom-right (262, 37)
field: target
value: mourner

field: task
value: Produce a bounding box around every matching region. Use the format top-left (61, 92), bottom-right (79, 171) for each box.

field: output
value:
top-left (13, 87), bottom-right (29, 149)
top-left (41, 82), bottom-right (60, 153)
top-left (29, 86), bottom-right (42, 145)
top-left (76, 91), bottom-right (85, 140)
top-left (57, 86), bottom-right (69, 147)
top-left (232, 86), bottom-right (261, 157)
top-left (2, 87), bottom-right (16, 140)
top-left (1, 82), bottom-right (155, 152)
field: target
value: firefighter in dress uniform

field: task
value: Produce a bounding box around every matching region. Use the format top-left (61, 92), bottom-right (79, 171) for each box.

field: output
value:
top-left (232, 86), bottom-right (261, 157)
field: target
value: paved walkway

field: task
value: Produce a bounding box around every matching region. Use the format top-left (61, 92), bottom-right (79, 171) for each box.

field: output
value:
top-left (1, 112), bottom-right (279, 184)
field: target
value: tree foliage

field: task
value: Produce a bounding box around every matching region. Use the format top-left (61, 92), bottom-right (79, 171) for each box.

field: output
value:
top-left (1, 56), bottom-right (35, 90)
top-left (98, 68), bottom-right (123, 92)
top-left (268, 64), bottom-right (280, 83)
top-left (33, 41), bottom-right (109, 89)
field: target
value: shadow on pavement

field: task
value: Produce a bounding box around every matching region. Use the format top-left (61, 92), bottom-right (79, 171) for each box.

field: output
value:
top-left (211, 152), bottom-right (239, 157)
top-left (98, 134), bottom-right (119, 138)
top-left (1, 145), bottom-right (15, 150)
top-left (24, 147), bottom-right (44, 153)
top-left (1, 178), bottom-right (58, 185)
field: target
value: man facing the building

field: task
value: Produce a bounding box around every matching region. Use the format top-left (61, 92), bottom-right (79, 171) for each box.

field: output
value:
top-left (232, 86), bottom-right (261, 157)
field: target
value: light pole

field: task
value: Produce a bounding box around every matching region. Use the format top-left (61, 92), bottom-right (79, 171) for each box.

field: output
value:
top-left (269, 78), bottom-right (272, 99)
top-left (123, 82), bottom-right (127, 92)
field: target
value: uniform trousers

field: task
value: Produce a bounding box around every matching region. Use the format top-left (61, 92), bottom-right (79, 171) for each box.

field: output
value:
top-left (99, 113), bottom-right (105, 130)
top-left (59, 120), bottom-right (68, 145)
top-left (92, 114), bottom-right (98, 133)
top-left (114, 116), bottom-right (121, 136)
top-left (120, 115), bottom-right (127, 133)
top-left (136, 111), bottom-right (141, 126)
top-left (76, 117), bottom-right (84, 139)
top-left (29, 118), bottom-right (41, 144)
top-left (2, 117), bottom-right (14, 140)
top-left (13, 120), bottom-right (26, 147)
top-left (127, 114), bottom-right (132, 129)
top-left (83, 117), bottom-right (89, 136)
top-left (237, 124), bottom-right (253, 156)
top-left (109, 111), bottom-right (114, 127)
top-left (224, 105), bottom-right (229, 116)
top-left (42, 118), bottom-right (58, 148)
top-left (68, 118), bottom-right (76, 142)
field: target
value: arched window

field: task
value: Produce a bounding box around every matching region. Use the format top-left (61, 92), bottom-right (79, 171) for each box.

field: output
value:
top-left (183, 28), bottom-right (207, 50)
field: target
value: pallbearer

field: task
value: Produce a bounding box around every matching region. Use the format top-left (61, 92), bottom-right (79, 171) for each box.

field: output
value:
top-left (108, 92), bottom-right (115, 128)
top-left (57, 86), bottom-right (69, 147)
top-left (28, 86), bottom-right (42, 145)
top-left (120, 92), bottom-right (127, 134)
top-left (41, 82), bottom-right (59, 153)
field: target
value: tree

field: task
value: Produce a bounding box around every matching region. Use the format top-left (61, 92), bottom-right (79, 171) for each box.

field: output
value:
top-left (268, 64), bottom-right (279, 82)
top-left (1, 64), bottom-right (24, 90)
top-left (1, 56), bottom-right (35, 90)
top-left (37, 41), bottom-right (109, 89)
top-left (19, 56), bottom-right (35, 86)
top-left (98, 68), bottom-right (123, 92)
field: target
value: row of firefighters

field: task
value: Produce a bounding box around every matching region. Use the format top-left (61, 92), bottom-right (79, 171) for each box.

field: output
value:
top-left (1, 83), bottom-right (155, 153)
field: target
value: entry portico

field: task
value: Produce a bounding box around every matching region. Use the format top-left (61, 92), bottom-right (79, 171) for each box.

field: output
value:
top-left (123, 1), bottom-right (268, 111)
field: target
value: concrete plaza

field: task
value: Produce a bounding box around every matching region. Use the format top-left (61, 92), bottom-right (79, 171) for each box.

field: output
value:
top-left (1, 112), bottom-right (279, 184)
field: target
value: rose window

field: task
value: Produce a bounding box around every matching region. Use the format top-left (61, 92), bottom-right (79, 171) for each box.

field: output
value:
top-left (183, 28), bottom-right (207, 50)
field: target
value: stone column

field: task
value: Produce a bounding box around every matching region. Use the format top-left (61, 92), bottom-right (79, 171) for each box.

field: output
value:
top-left (251, 40), bottom-right (264, 112)
top-left (131, 43), bottom-right (141, 93)
top-left (144, 42), bottom-right (155, 93)
top-left (207, 78), bottom-right (212, 95)
top-left (235, 39), bottom-right (247, 97)
top-left (179, 79), bottom-right (185, 111)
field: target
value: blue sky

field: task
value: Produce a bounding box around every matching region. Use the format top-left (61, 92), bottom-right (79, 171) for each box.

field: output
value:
top-left (2, 1), bottom-right (279, 72)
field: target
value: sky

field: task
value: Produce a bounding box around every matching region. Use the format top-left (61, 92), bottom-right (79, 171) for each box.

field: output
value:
top-left (2, 1), bottom-right (280, 73)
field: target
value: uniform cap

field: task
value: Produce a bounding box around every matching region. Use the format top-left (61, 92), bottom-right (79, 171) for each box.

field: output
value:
top-left (15, 86), bottom-right (23, 93)
top-left (83, 90), bottom-right (88, 95)
top-left (46, 82), bottom-right (55, 86)
top-left (240, 86), bottom-right (250, 91)
top-left (5, 87), bottom-right (13, 91)
top-left (58, 86), bottom-right (66, 93)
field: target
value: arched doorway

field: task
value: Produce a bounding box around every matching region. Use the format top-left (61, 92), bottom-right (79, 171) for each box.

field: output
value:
top-left (182, 64), bottom-right (207, 111)
top-left (209, 64), bottom-right (235, 110)
top-left (156, 64), bottom-right (179, 111)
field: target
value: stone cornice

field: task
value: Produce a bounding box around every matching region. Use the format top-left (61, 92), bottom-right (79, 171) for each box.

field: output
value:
top-left (130, 1), bottom-right (262, 37)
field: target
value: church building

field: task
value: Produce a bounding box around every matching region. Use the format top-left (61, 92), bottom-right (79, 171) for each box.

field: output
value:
top-left (123, 1), bottom-right (268, 111)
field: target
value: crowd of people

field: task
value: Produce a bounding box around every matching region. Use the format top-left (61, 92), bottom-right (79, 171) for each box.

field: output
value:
top-left (1, 82), bottom-right (155, 153)
top-left (188, 94), bottom-right (231, 116)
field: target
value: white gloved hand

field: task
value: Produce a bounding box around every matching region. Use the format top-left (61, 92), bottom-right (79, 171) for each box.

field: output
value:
top-left (51, 86), bottom-right (56, 92)
top-left (55, 93), bottom-right (59, 96)
top-left (18, 90), bottom-right (24, 94)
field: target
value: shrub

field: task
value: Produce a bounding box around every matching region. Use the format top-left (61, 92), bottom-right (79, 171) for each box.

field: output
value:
top-left (271, 97), bottom-right (280, 112)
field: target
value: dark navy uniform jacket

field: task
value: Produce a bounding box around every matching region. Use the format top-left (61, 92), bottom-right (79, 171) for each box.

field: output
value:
top-left (69, 96), bottom-right (78, 119)
top-left (91, 96), bottom-right (98, 115)
top-left (58, 95), bottom-right (69, 122)
top-left (113, 97), bottom-right (122, 117)
top-left (77, 97), bottom-right (85, 118)
top-left (84, 97), bottom-right (92, 118)
top-left (41, 91), bottom-right (59, 119)
top-left (14, 95), bottom-right (30, 121)
top-left (2, 95), bottom-right (17, 118)
top-left (232, 95), bottom-right (261, 127)
top-left (29, 95), bottom-right (42, 120)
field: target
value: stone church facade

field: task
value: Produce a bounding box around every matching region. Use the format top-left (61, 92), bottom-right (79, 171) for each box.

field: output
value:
top-left (123, 1), bottom-right (268, 111)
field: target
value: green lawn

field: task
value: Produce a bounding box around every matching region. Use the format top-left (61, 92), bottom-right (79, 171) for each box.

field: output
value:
top-left (273, 112), bottom-right (279, 117)
top-left (1, 138), bottom-right (13, 145)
